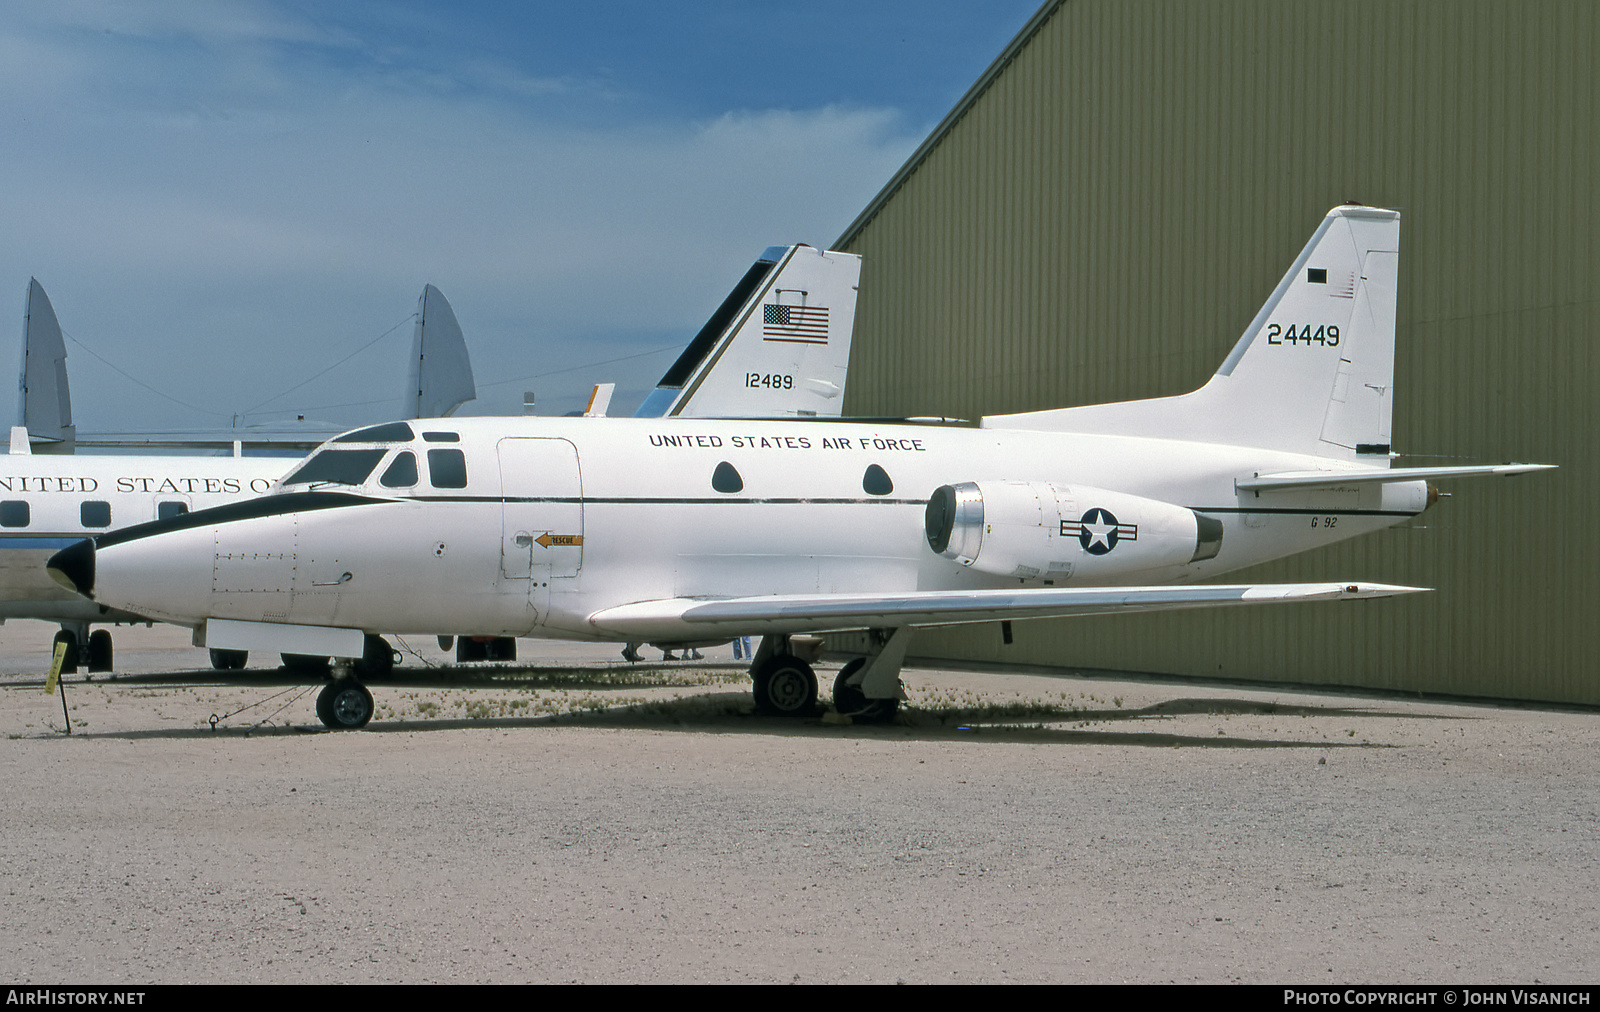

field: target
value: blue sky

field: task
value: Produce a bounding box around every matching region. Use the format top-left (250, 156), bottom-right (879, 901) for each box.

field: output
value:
top-left (0, 0), bottom-right (1040, 433)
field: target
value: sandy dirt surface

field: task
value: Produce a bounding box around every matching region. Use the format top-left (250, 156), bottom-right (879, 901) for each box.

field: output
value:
top-left (2, 620), bottom-right (1596, 984)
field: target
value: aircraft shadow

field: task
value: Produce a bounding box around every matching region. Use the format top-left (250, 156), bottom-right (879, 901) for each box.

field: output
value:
top-left (33, 681), bottom-right (1442, 749)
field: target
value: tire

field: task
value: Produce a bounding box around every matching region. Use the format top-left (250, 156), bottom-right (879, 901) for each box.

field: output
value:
top-left (456, 637), bottom-right (489, 662)
top-left (831, 658), bottom-right (900, 724)
top-left (87, 629), bottom-right (113, 673)
top-left (52, 630), bottom-right (78, 675)
top-left (210, 648), bottom-right (248, 670)
top-left (752, 654), bottom-right (818, 717)
top-left (316, 679), bottom-right (374, 730)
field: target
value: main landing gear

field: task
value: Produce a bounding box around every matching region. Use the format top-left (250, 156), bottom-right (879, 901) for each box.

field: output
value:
top-left (746, 629), bottom-right (910, 724)
top-left (51, 623), bottom-right (113, 675)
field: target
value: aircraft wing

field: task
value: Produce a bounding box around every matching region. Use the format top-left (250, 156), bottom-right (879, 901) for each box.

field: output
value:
top-left (1236, 464), bottom-right (1555, 492)
top-left (587, 581), bottom-right (1426, 640)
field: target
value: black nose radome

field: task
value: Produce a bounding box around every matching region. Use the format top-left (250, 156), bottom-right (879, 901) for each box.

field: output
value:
top-left (47, 539), bottom-right (95, 598)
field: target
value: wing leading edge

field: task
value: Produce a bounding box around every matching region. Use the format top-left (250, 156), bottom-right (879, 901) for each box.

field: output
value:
top-left (587, 582), bottom-right (1426, 641)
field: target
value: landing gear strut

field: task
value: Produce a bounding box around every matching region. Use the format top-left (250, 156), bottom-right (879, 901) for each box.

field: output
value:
top-left (830, 627), bottom-right (911, 725)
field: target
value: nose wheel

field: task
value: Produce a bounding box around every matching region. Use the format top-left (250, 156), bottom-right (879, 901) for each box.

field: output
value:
top-left (315, 679), bottom-right (375, 730)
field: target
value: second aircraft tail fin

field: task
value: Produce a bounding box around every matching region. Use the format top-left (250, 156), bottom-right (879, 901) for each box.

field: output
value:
top-left (405, 284), bottom-right (476, 419)
top-left (634, 245), bottom-right (861, 419)
top-left (21, 278), bottom-right (74, 454)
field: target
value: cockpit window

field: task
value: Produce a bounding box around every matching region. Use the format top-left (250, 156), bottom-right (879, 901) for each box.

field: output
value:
top-left (427, 448), bottom-right (468, 489)
top-left (282, 448), bottom-right (387, 487)
top-left (422, 431), bottom-right (460, 442)
top-left (333, 422), bottom-right (415, 443)
top-left (380, 451), bottom-right (418, 488)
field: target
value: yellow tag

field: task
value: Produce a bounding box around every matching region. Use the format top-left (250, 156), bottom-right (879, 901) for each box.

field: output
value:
top-left (45, 641), bottom-right (67, 694)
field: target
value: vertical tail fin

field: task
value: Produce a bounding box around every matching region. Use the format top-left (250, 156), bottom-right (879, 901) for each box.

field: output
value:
top-left (987, 205), bottom-right (1401, 460)
top-left (634, 245), bottom-right (862, 418)
top-left (21, 279), bottom-right (74, 454)
top-left (405, 284), bottom-right (476, 419)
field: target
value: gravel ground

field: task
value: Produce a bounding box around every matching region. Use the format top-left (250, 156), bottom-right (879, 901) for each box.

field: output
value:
top-left (2, 621), bottom-right (1596, 984)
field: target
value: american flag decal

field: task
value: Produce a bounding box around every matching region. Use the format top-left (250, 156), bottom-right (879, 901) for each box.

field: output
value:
top-left (762, 304), bottom-right (829, 344)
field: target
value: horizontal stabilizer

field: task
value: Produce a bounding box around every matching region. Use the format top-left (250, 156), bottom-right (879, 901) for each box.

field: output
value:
top-left (588, 582), bottom-right (1426, 639)
top-left (1237, 463), bottom-right (1557, 492)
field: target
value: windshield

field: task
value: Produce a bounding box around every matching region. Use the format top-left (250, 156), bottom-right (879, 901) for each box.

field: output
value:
top-left (281, 448), bottom-right (387, 487)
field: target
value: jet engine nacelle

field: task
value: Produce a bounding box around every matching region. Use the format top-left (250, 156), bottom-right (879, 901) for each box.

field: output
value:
top-left (924, 480), bottom-right (1223, 582)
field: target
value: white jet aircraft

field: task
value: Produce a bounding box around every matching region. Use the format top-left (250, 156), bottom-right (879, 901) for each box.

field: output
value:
top-left (47, 207), bottom-right (1552, 728)
top-left (5, 281), bottom-right (475, 671)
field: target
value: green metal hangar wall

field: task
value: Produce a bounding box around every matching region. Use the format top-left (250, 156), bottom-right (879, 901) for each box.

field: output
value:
top-left (835, 0), bottom-right (1595, 704)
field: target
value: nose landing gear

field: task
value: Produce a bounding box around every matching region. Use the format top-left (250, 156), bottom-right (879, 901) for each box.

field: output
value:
top-left (309, 634), bottom-right (394, 729)
top-left (315, 678), bottom-right (375, 730)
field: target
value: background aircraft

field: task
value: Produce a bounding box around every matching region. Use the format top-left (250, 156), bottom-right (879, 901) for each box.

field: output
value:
top-left (7, 280), bottom-right (475, 671)
top-left (48, 207), bottom-right (1552, 727)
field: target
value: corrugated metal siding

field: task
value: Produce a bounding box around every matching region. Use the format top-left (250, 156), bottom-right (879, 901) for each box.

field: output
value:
top-left (838, 0), bottom-right (1600, 703)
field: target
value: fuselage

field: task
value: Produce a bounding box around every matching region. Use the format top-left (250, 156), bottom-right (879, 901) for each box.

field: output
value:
top-left (74, 415), bottom-right (1429, 642)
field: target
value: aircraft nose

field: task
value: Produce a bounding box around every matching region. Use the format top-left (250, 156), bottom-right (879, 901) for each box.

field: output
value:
top-left (47, 539), bottom-right (95, 598)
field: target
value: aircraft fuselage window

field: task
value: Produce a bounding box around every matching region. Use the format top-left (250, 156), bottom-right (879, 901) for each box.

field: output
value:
top-left (863, 464), bottom-right (894, 496)
top-left (712, 461), bottom-right (744, 494)
top-left (158, 502), bottom-right (189, 521)
top-left (0, 501), bottom-right (29, 528)
top-left (81, 501), bottom-right (112, 528)
top-left (380, 451), bottom-right (419, 488)
top-left (427, 449), bottom-right (468, 489)
top-left (282, 448), bottom-right (387, 487)
top-left (334, 422), bottom-right (415, 443)
top-left (422, 431), bottom-right (460, 442)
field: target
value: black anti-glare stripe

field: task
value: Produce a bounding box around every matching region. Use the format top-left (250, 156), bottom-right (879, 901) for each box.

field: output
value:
top-left (95, 491), bottom-right (390, 549)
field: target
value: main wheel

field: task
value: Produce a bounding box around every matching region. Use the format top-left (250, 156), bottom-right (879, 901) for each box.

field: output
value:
top-left (316, 679), bottom-right (374, 730)
top-left (456, 637), bottom-right (489, 662)
top-left (51, 630), bottom-right (78, 675)
top-left (831, 658), bottom-right (900, 724)
top-left (752, 654), bottom-right (818, 717)
top-left (210, 648), bottom-right (248, 670)
top-left (87, 629), bottom-right (113, 673)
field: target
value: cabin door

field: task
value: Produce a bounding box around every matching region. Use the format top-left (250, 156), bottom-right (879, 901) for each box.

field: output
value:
top-left (497, 439), bottom-right (584, 622)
